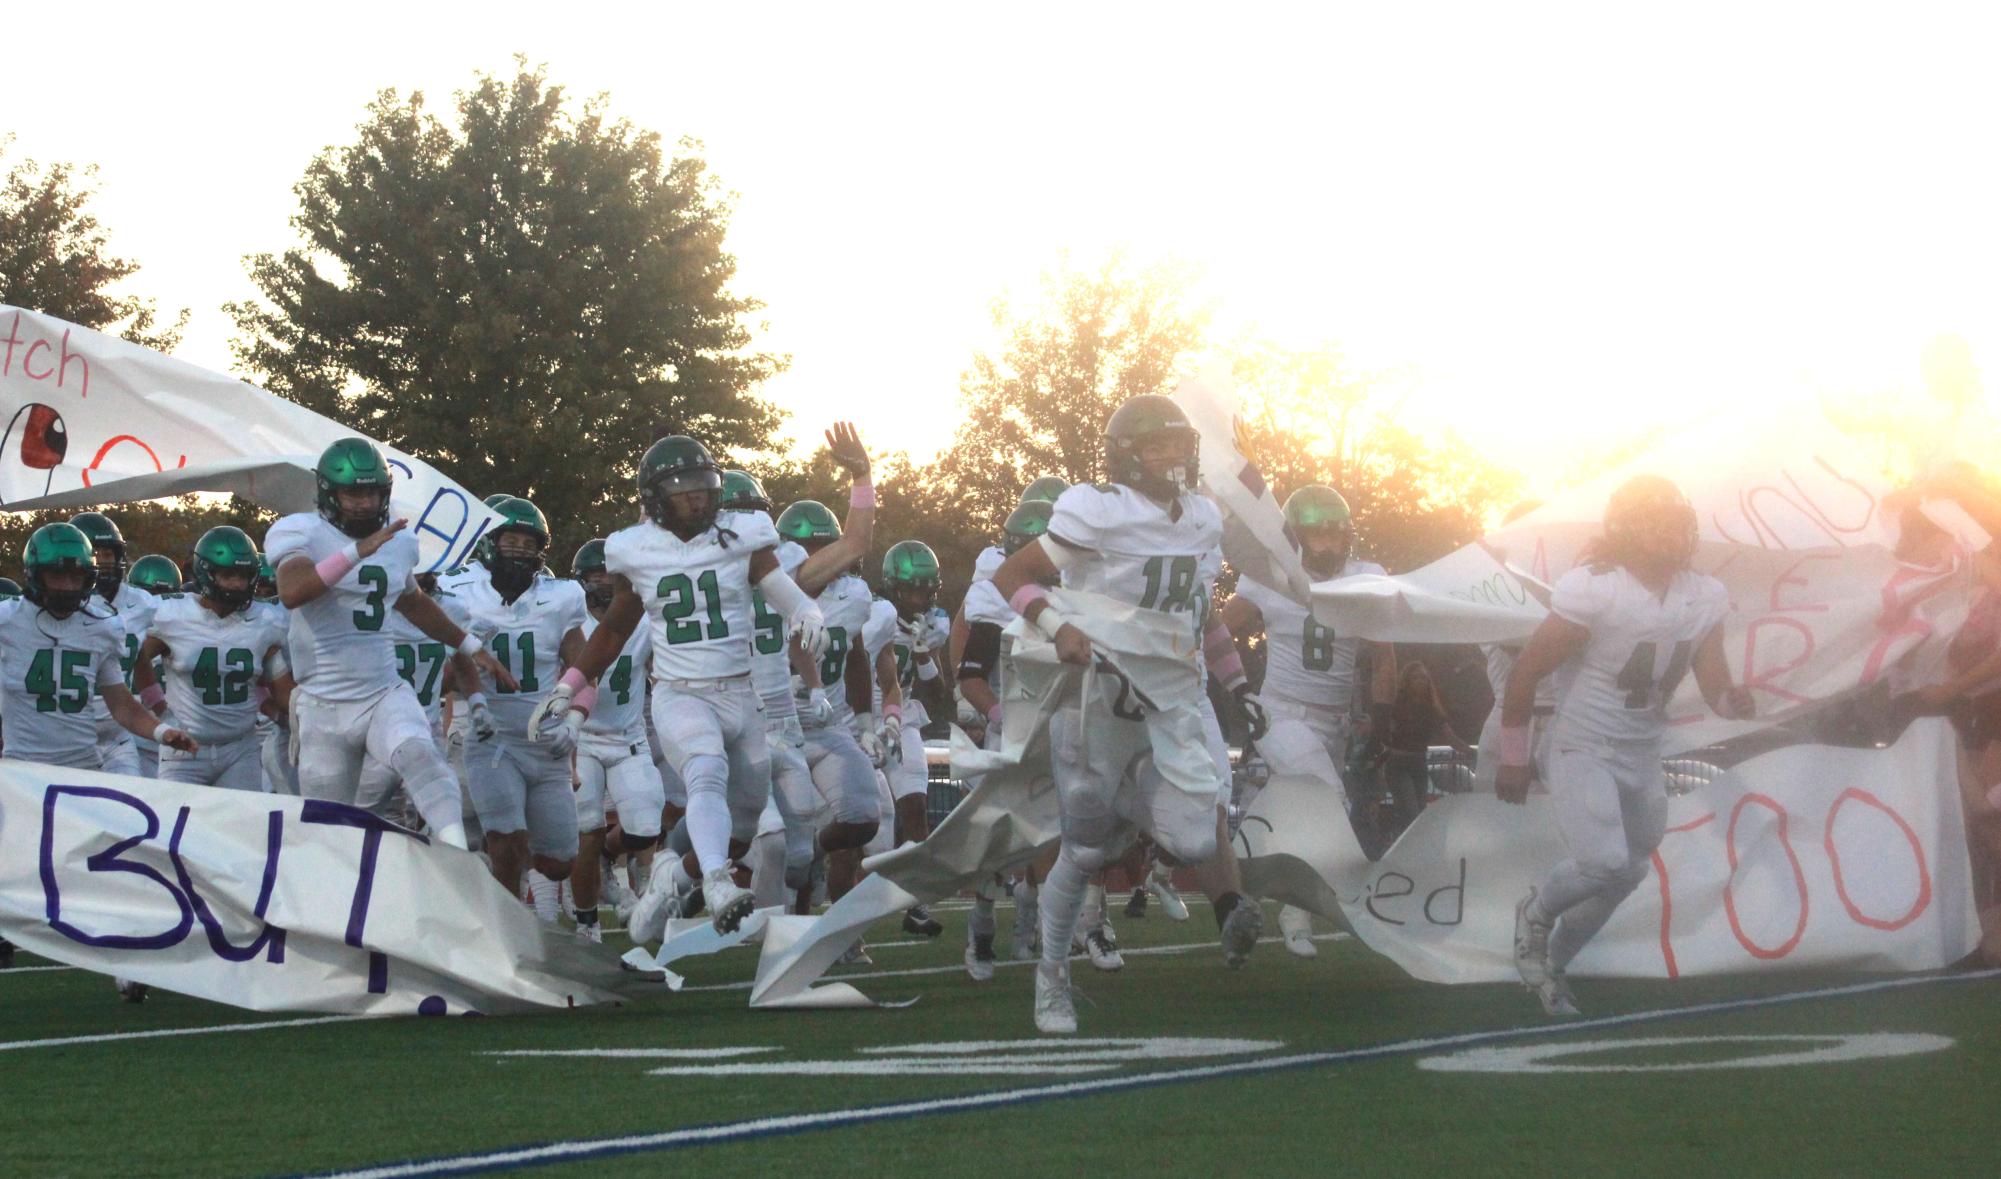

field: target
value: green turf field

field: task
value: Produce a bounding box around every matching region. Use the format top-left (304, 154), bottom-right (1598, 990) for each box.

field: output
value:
top-left (4, 898), bottom-right (1996, 1178)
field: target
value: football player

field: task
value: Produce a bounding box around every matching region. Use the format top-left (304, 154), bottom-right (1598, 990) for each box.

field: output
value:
top-left (882, 540), bottom-right (954, 937)
top-left (454, 496), bottom-right (588, 906)
top-left (70, 512), bottom-right (158, 776)
top-left (992, 394), bottom-right (1267, 1033)
top-left (535, 435), bottom-right (829, 937)
top-left (131, 527), bottom-right (288, 791)
top-left (1220, 485), bottom-right (1397, 956)
top-left (122, 554), bottom-right (185, 776)
top-left (775, 498), bottom-right (887, 922)
top-left (266, 438), bottom-right (510, 851)
top-left (1474, 500), bottom-right (1555, 794)
top-left (354, 570), bottom-right (474, 835)
top-left (564, 537), bottom-right (662, 942)
top-left (3, 523), bottom-right (199, 1000)
top-left (717, 440), bottom-right (877, 916)
top-left (1498, 475), bottom-right (1751, 1016)
top-left (251, 555), bottom-right (298, 795)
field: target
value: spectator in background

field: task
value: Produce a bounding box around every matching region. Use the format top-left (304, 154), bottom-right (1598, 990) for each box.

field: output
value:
top-left (1366, 660), bottom-right (1474, 841)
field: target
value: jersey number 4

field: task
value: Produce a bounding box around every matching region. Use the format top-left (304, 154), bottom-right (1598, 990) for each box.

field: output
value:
top-left (26, 649), bottom-right (91, 714)
top-left (1616, 639), bottom-right (1693, 710)
top-left (659, 571), bottom-right (729, 644)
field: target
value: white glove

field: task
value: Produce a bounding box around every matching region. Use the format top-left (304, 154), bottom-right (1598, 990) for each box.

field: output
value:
top-left (789, 602), bottom-right (828, 659)
top-left (536, 711), bottom-right (582, 758)
top-left (897, 615), bottom-right (933, 655)
top-left (802, 686), bottom-right (833, 727)
top-left (520, 687), bottom-right (567, 743)
top-left (467, 695), bottom-right (496, 742)
top-left (853, 710), bottom-right (886, 768)
top-left (878, 713), bottom-right (905, 767)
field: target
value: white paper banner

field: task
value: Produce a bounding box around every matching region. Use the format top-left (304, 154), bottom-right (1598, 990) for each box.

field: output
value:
top-left (0, 761), bottom-right (659, 1014)
top-left (1172, 364), bottom-right (1313, 606)
top-left (1239, 719), bottom-right (1977, 983)
top-left (0, 306), bottom-right (496, 571)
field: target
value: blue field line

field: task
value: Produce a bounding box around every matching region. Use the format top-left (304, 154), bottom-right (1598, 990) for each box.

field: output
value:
top-left (296, 968), bottom-right (2001, 1179)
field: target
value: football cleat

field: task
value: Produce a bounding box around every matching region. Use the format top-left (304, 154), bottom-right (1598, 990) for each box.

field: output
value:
top-left (1278, 905), bottom-right (1317, 959)
top-left (965, 934), bottom-right (997, 982)
top-left (601, 866), bottom-right (637, 913)
top-left (1125, 887), bottom-right (1148, 919)
top-left (903, 904), bottom-right (944, 938)
top-left (1221, 902), bottom-right (1265, 968)
top-left (1537, 969), bottom-right (1581, 1017)
top-left (1148, 867), bottom-right (1191, 921)
top-left (1084, 925), bottom-right (1125, 972)
top-left (1034, 962), bottom-right (1078, 1035)
top-left (702, 866), bottom-right (756, 935)
top-left (625, 878), bottom-right (674, 946)
top-left (1514, 890), bottom-right (1553, 989)
top-left (576, 922), bottom-right (604, 945)
top-left (837, 939), bottom-right (873, 966)
top-left (114, 977), bottom-right (149, 1003)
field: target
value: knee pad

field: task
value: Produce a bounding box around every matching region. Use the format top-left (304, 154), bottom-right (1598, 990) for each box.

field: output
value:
top-left (682, 754), bottom-right (729, 800)
top-left (784, 858), bottom-right (814, 893)
top-left (1058, 840), bottom-right (1112, 877)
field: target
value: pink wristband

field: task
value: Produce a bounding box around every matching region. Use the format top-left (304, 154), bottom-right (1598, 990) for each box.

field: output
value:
top-left (556, 667), bottom-right (589, 694)
top-left (1500, 725), bottom-right (1531, 767)
top-left (314, 542), bottom-right (360, 587)
top-left (139, 684), bottom-right (165, 710)
top-left (571, 684), bottom-right (597, 717)
top-left (1008, 583), bottom-right (1050, 616)
top-left (1203, 622), bottom-right (1237, 663)
top-left (883, 702), bottom-right (902, 724)
top-left (1211, 647), bottom-right (1246, 685)
top-left (987, 702), bottom-right (1003, 726)
top-left (850, 481), bottom-right (876, 508)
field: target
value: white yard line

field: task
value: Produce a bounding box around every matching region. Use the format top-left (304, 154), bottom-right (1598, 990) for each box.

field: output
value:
top-left (307, 968), bottom-right (2001, 1178)
top-left (0, 1015), bottom-right (365, 1053)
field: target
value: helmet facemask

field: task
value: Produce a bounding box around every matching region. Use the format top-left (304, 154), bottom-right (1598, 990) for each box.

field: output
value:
top-left (487, 528), bottom-right (545, 601)
top-left (581, 570), bottom-right (616, 611)
top-left (332, 485), bottom-right (391, 540)
top-left (891, 580), bottom-right (938, 621)
top-left (1295, 522), bottom-right (1353, 578)
top-left (1124, 426), bottom-right (1200, 501)
top-left (35, 564), bottom-right (93, 618)
top-left (89, 544), bottom-right (125, 602)
top-left (646, 469), bottom-right (722, 539)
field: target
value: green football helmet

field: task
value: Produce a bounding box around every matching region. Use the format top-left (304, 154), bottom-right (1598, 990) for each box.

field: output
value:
top-left (24, 522), bottom-right (97, 615)
top-left (470, 493), bottom-right (512, 567)
top-left (69, 510), bottom-right (127, 599)
top-left (253, 554), bottom-right (278, 602)
top-left (127, 555), bottom-right (183, 597)
top-left (192, 526), bottom-right (260, 612)
top-left (1103, 394), bottom-right (1199, 499)
top-left (315, 437), bottom-right (394, 539)
top-left (0, 577), bottom-right (20, 599)
top-left (486, 496), bottom-right (550, 598)
top-left (1282, 485), bottom-right (1354, 577)
top-left (639, 435), bottom-right (723, 538)
top-left (1003, 500), bottom-right (1054, 556)
top-left (1020, 475), bottom-right (1068, 505)
top-left (776, 500), bottom-right (842, 549)
top-left (721, 469), bottom-right (772, 514)
top-left (882, 540), bottom-right (941, 618)
top-left (571, 537), bottom-right (613, 609)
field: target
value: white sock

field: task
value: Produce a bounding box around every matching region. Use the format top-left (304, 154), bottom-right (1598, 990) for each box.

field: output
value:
top-left (527, 870), bottom-right (561, 923)
top-left (685, 795), bottom-right (733, 875)
top-left (1039, 855), bottom-right (1090, 973)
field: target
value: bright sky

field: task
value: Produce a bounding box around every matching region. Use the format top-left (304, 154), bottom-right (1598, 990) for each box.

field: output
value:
top-left (10, 2), bottom-right (2000, 492)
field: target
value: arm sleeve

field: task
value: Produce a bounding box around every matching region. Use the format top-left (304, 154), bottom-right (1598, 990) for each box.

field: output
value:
top-left (958, 621), bottom-right (1003, 681)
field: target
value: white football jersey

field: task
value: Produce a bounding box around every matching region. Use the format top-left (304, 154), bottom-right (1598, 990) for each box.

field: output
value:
top-left (962, 577), bottom-right (1013, 628)
top-left (606, 514), bottom-right (778, 682)
top-left (1236, 568), bottom-right (1378, 711)
top-left (970, 545), bottom-right (1004, 585)
top-left (149, 595), bottom-right (289, 742)
top-left (1547, 564), bottom-right (1731, 743)
top-left (382, 589), bottom-right (472, 728)
top-left (1483, 642), bottom-right (1557, 713)
top-left (455, 570), bottom-right (588, 734)
top-left (265, 513), bottom-right (423, 701)
top-left (0, 598), bottom-right (129, 764)
top-left (86, 582), bottom-right (160, 741)
top-left (729, 514), bottom-right (803, 706)
top-left (1048, 483), bottom-right (1223, 641)
top-left (886, 605), bottom-right (950, 729)
top-left (813, 573), bottom-right (879, 725)
top-left (581, 611), bottom-right (652, 741)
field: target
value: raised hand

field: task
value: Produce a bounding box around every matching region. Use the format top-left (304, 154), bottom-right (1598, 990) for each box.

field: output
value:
top-left (825, 421), bottom-right (871, 478)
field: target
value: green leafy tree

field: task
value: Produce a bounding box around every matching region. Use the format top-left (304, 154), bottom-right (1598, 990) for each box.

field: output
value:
top-left (0, 496), bottom-right (272, 583)
top-left (0, 135), bottom-right (187, 349)
top-left (227, 62), bottom-right (783, 540)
